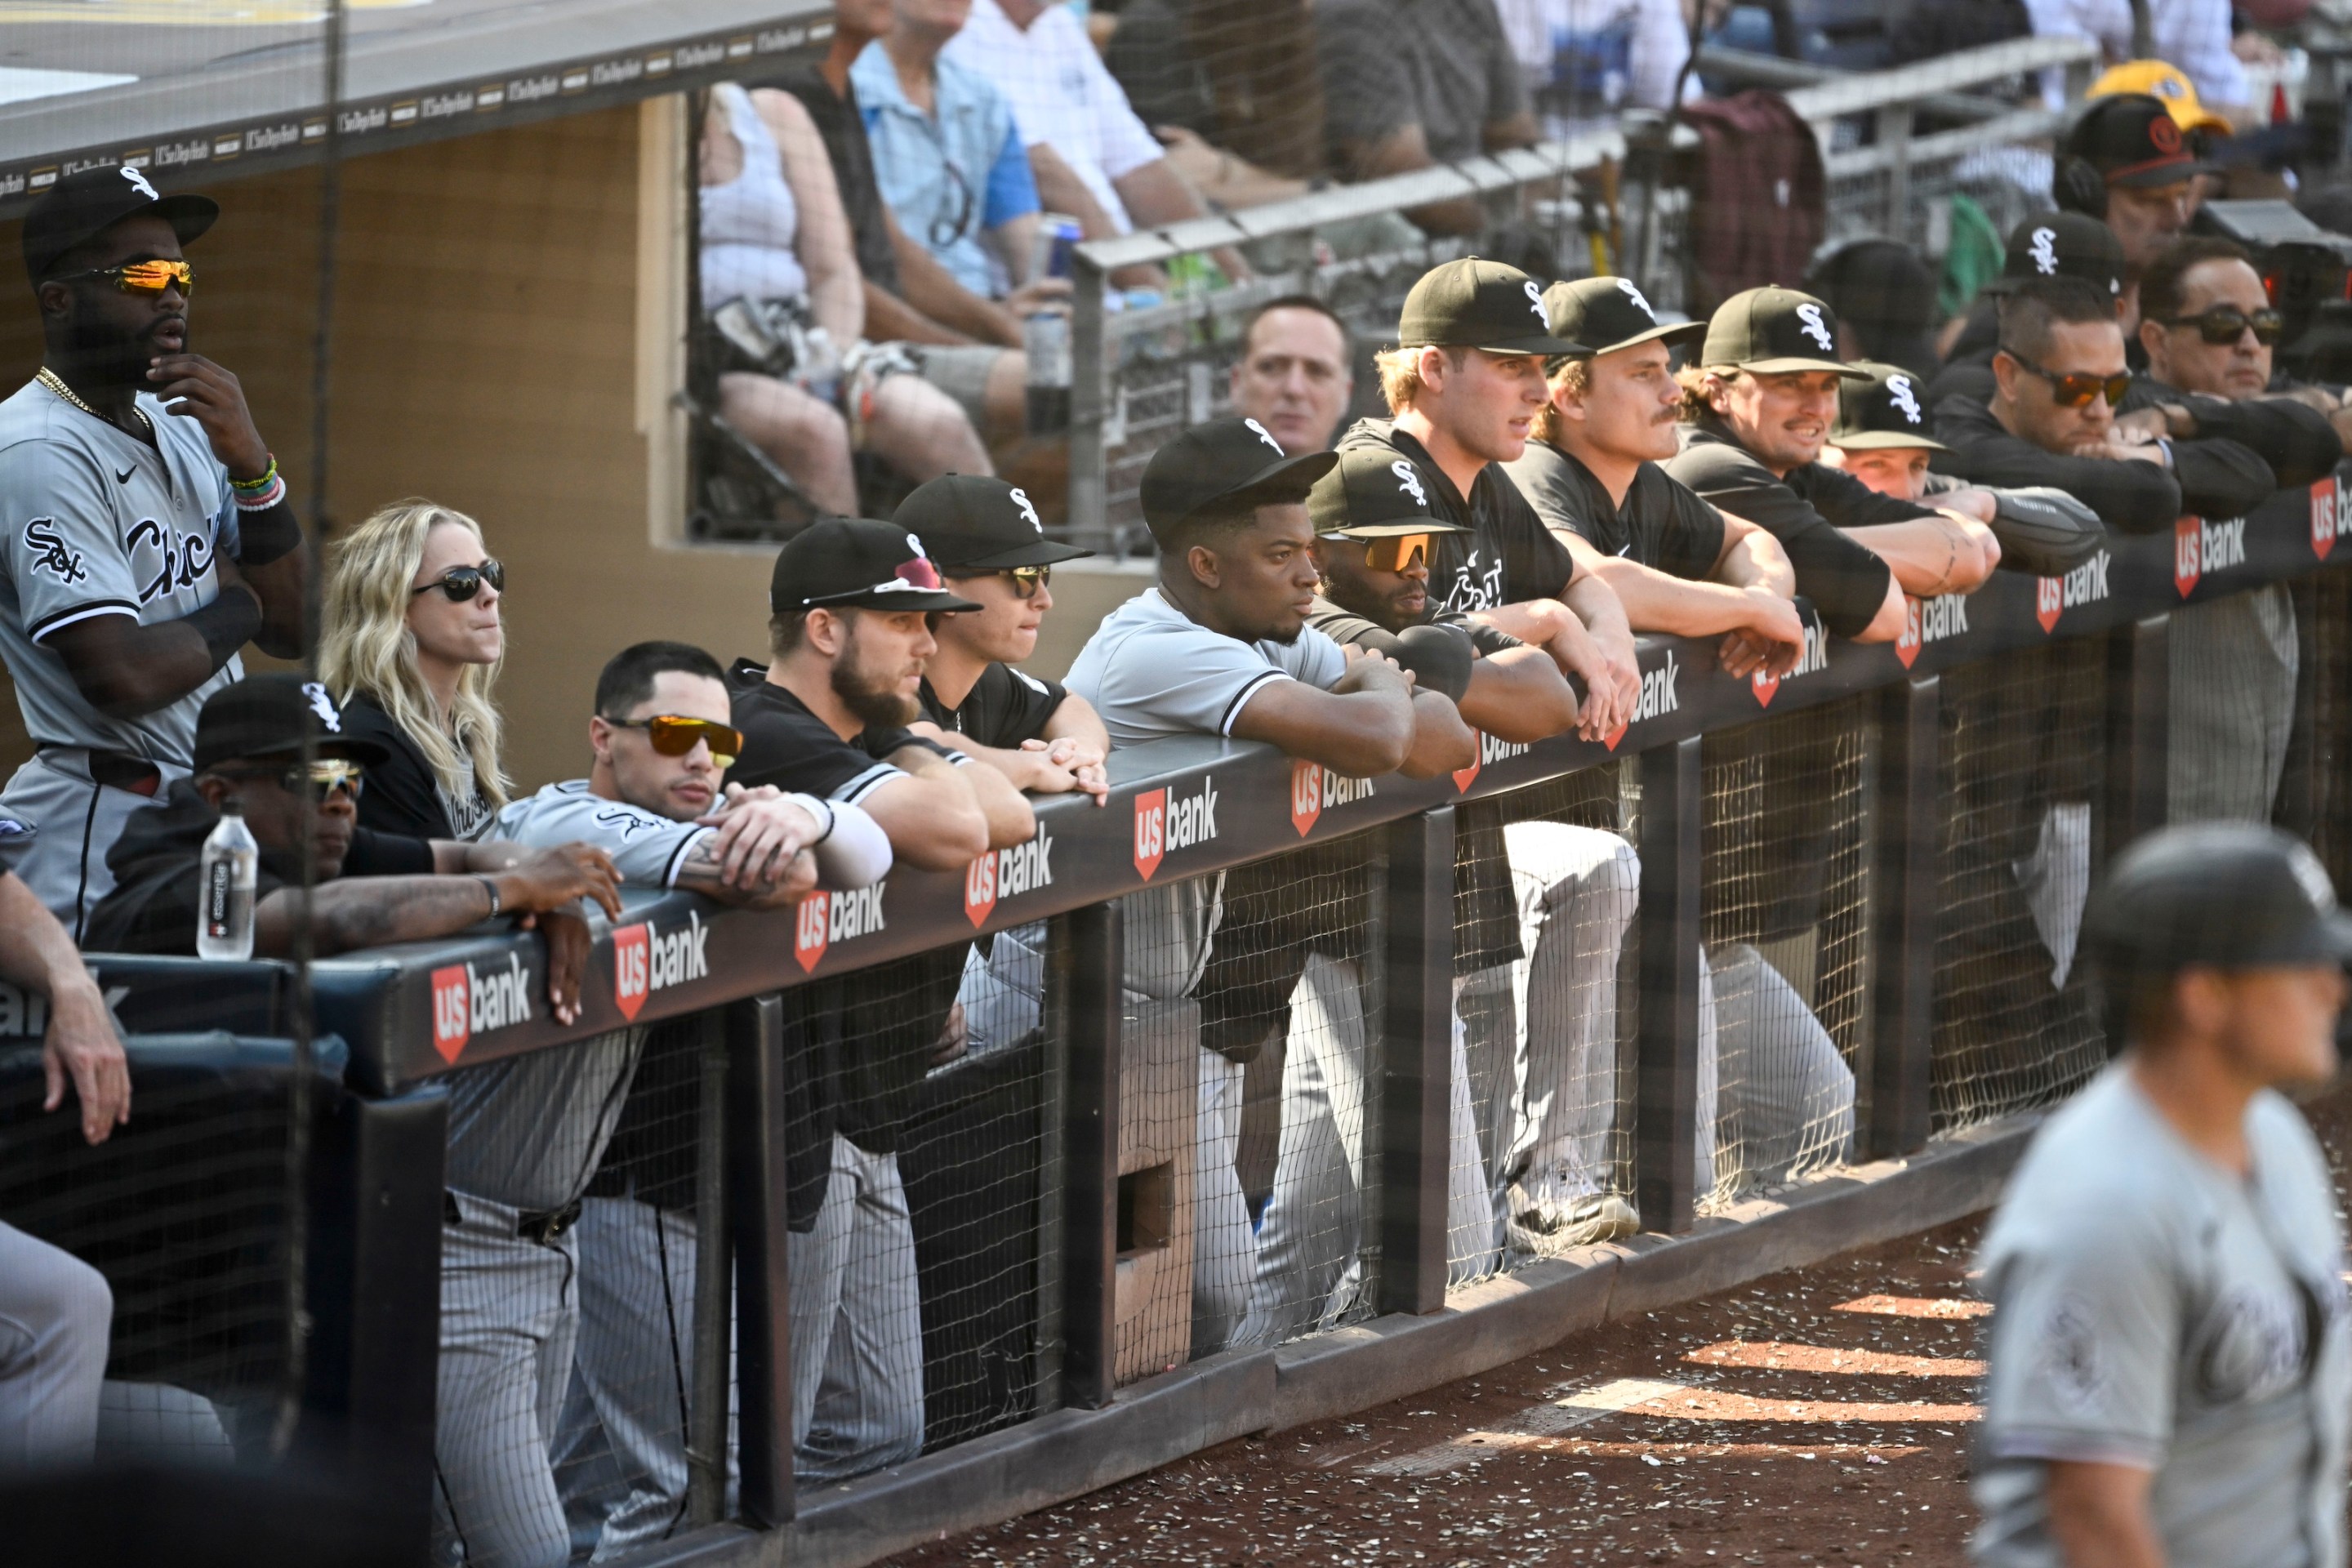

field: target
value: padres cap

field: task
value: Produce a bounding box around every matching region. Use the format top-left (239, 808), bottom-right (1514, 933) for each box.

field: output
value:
top-left (770, 518), bottom-right (981, 613)
top-left (2064, 93), bottom-right (2207, 189)
top-left (1138, 416), bottom-right (1339, 543)
top-left (22, 164), bottom-right (219, 287)
top-left (1307, 448), bottom-right (1473, 539)
top-left (894, 474), bottom-right (1094, 572)
top-left (1984, 213), bottom-right (2127, 297)
top-left (1397, 257), bottom-right (1592, 357)
top-left (2090, 60), bottom-right (2234, 136)
top-left (2086, 822), bottom-right (2352, 978)
top-left (1831, 361), bottom-right (1946, 451)
top-left (194, 674), bottom-right (391, 773)
top-left (1698, 286), bottom-right (1869, 377)
top-left (1539, 275), bottom-right (1704, 363)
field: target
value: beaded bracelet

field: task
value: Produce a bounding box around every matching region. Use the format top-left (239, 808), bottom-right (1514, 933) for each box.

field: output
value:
top-left (229, 456), bottom-right (278, 495)
top-left (233, 473), bottom-right (287, 512)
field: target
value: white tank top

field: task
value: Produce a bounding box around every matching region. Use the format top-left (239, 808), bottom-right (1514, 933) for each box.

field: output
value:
top-left (697, 82), bottom-right (809, 307)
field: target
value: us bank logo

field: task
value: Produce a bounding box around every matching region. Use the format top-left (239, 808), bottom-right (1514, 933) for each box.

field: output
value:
top-left (793, 884), bottom-right (888, 973)
top-left (2036, 549), bottom-right (2111, 634)
top-left (1132, 777), bottom-right (1218, 880)
top-left (612, 911), bottom-right (710, 1022)
top-left (430, 954), bottom-right (534, 1063)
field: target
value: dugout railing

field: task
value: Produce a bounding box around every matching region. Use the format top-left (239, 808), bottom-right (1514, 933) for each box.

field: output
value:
top-left (11, 464), bottom-right (2351, 1565)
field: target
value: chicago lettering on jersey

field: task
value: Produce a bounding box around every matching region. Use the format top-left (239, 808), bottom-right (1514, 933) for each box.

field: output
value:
top-left (2173, 515), bottom-right (2247, 597)
top-left (2036, 548), bottom-right (2111, 633)
top-left (124, 516), bottom-right (218, 604)
top-left (1133, 776), bottom-right (1218, 880)
top-left (965, 826), bottom-right (1056, 926)
top-left (1290, 760), bottom-right (1376, 836)
top-left (430, 953), bottom-right (535, 1063)
top-left (793, 882), bottom-right (889, 973)
top-left (612, 910), bottom-right (712, 1021)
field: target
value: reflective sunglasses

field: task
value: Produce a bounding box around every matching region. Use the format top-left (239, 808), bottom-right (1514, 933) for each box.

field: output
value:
top-left (1004, 564), bottom-right (1051, 599)
top-left (2159, 305), bottom-right (2285, 345)
top-left (2004, 353), bottom-right (2132, 409)
top-left (219, 759), bottom-right (366, 803)
top-left (411, 558), bottom-right (505, 603)
top-left (605, 715), bottom-right (742, 771)
top-left (50, 258), bottom-right (194, 296)
top-left (1362, 532), bottom-right (1433, 573)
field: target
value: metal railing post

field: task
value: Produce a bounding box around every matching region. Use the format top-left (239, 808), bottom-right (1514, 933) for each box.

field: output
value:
top-left (1866, 675), bottom-right (1938, 1159)
top-left (1067, 256), bottom-right (1111, 553)
top-left (725, 994), bottom-right (791, 1527)
top-left (1876, 104), bottom-right (1913, 242)
top-left (685, 1008), bottom-right (731, 1527)
top-left (1636, 737), bottom-right (1704, 1235)
top-left (1057, 901), bottom-right (1122, 1410)
top-left (1378, 805), bottom-right (1455, 1316)
top-left (2106, 613), bottom-right (2171, 860)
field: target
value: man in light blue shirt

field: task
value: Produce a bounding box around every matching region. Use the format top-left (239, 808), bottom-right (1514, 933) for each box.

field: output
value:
top-left (853, 0), bottom-right (1042, 301)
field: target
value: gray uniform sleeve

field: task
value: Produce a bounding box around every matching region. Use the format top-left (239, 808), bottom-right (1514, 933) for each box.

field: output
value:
top-left (1979, 1208), bottom-right (2180, 1469)
top-left (491, 791), bottom-right (715, 889)
top-left (1111, 623), bottom-right (1306, 737)
top-left (0, 439), bottom-right (147, 642)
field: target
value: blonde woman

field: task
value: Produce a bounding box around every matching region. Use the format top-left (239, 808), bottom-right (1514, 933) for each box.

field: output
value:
top-left (318, 500), bottom-right (509, 841)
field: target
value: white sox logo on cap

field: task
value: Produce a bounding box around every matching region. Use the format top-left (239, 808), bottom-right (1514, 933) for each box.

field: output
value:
top-left (1886, 375), bottom-right (1922, 424)
top-left (1391, 461), bottom-right (1428, 507)
top-left (1794, 303), bottom-right (1835, 352)
top-left (301, 681), bottom-right (342, 733)
top-left (1009, 487), bottom-right (1043, 532)
top-left (1522, 280), bottom-right (1546, 323)
top-left (2029, 226), bottom-right (2060, 275)
top-left (1617, 278), bottom-right (1655, 321)
top-left (120, 167), bottom-right (158, 203)
top-left (1245, 417), bottom-right (1285, 455)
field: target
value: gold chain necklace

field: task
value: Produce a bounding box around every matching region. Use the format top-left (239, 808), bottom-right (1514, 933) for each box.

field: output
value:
top-left (36, 368), bottom-right (154, 441)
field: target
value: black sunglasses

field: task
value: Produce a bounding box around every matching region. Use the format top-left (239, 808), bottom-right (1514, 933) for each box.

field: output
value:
top-left (2158, 305), bottom-right (2285, 345)
top-left (411, 558), bottom-right (506, 603)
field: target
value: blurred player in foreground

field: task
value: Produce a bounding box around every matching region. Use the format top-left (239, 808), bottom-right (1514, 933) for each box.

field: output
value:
top-left (1973, 822), bottom-right (2351, 1568)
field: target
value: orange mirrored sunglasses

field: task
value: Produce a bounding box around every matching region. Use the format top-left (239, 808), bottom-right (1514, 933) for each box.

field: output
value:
top-left (1362, 532), bottom-right (1433, 572)
top-left (608, 715), bottom-right (742, 770)
top-left (53, 259), bottom-right (194, 296)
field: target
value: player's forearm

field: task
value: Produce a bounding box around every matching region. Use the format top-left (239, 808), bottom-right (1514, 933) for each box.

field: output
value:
top-left (864, 760), bottom-right (993, 871)
top-left (51, 598), bottom-right (255, 718)
top-left (254, 875), bottom-right (497, 957)
top-left (1398, 690), bottom-right (1477, 777)
top-left (1843, 517), bottom-right (1991, 598)
top-left (1042, 694), bottom-right (1110, 759)
top-left (1589, 558), bottom-right (1766, 638)
top-left (1561, 574), bottom-right (1632, 648)
top-left (238, 527), bottom-right (312, 659)
top-left (960, 755), bottom-right (1039, 848)
top-left (1457, 647), bottom-right (1582, 742)
top-left (864, 280), bottom-right (970, 349)
top-left (892, 217), bottom-right (1021, 345)
top-left (0, 874), bottom-right (103, 1011)
top-left (2044, 1462), bottom-right (2165, 1568)
top-left (1714, 521), bottom-right (1797, 597)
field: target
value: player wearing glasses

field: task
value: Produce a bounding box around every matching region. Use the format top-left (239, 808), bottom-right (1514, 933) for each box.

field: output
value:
top-left (0, 167), bottom-right (313, 937)
top-left (1936, 275), bottom-right (2276, 533)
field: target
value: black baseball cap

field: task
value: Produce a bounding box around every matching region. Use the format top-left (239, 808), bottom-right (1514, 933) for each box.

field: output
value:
top-left (194, 675), bottom-right (391, 773)
top-left (1831, 361), bottom-right (1946, 451)
top-left (1397, 257), bottom-right (1592, 357)
top-left (2086, 822), bottom-right (2352, 978)
top-left (1539, 275), bottom-right (1705, 362)
top-left (1698, 286), bottom-right (1869, 378)
top-left (1984, 213), bottom-right (2127, 298)
top-left (1307, 448), bottom-right (1472, 539)
top-left (2065, 93), bottom-right (2206, 189)
top-left (769, 518), bottom-right (980, 613)
top-left (21, 164), bottom-right (219, 287)
top-left (1138, 417), bottom-right (1338, 542)
top-left (894, 474), bottom-right (1094, 572)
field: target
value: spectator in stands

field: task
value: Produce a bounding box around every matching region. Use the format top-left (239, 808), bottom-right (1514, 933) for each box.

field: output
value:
top-left (1316, 0), bottom-right (1539, 234)
top-left (0, 866), bottom-right (127, 1468)
top-left (1503, 276), bottom-right (1809, 681)
top-left (498, 641), bottom-right (884, 1557)
top-left (2026, 7), bottom-right (2248, 124)
top-left (2136, 236), bottom-right (2348, 826)
top-left (773, 0), bottom-right (1066, 447)
top-left (1663, 287), bottom-right (1999, 639)
top-left (2058, 95), bottom-right (2205, 287)
top-left (1104, 0), bottom-right (1330, 189)
top-left (0, 167), bottom-right (311, 938)
top-left (318, 501), bottom-right (510, 843)
top-left (855, 0), bottom-right (1042, 303)
top-left (1930, 213), bottom-right (2131, 408)
top-left (1825, 362), bottom-right (2106, 578)
top-left (1934, 277), bottom-right (2278, 532)
top-left (1337, 257), bottom-right (1642, 741)
top-left (1803, 238), bottom-right (1942, 378)
top-left (728, 519), bottom-right (1033, 1481)
top-left (896, 474), bottom-right (1107, 800)
top-left (1229, 297), bottom-right (1356, 458)
top-left (700, 80), bottom-right (994, 512)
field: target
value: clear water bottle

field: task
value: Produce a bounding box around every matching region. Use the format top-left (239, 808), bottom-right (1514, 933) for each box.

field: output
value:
top-left (198, 801), bottom-right (258, 961)
top-left (1024, 311), bottom-right (1071, 434)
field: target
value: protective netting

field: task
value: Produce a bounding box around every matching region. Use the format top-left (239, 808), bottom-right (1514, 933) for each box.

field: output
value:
top-left (1698, 698), bottom-right (1868, 1212)
top-left (1931, 639), bottom-right (2109, 1134)
top-left (2297, 568), bottom-right (2352, 888)
top-left (0, 1043), bottom-right (320, 1465)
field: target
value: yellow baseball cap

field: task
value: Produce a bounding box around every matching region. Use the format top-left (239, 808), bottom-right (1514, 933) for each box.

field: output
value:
top-left (2089, 60), bottom-right (2234, 136)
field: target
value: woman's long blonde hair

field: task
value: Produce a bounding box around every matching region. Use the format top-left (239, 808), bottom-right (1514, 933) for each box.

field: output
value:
top-left (317, 499), bottom-right (510, 812)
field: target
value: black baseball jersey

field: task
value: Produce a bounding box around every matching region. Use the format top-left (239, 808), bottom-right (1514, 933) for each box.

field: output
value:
top-left (1504, 440), bottom-right (1728, 582)
top-left (1335, 419), bottom-right (1580, 617)
top-left (918, 663), bottom-right (1067, 750)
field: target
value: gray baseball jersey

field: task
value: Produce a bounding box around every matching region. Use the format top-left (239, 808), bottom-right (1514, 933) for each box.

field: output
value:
top-left (441, 781), bottom-right (721, 1211)
top-left (1064, 586), bottom-right (1350, 749)
top-left (0, 379), bottom-right (243, 763)
top-left (1974, 1066), bottom-right (2350, 1568)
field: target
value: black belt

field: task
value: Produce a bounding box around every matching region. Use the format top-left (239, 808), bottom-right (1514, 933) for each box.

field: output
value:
top-left (443, 1190), bottom-right (582, 1246)
top-left (41, 746), bottom-right (162, 796)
